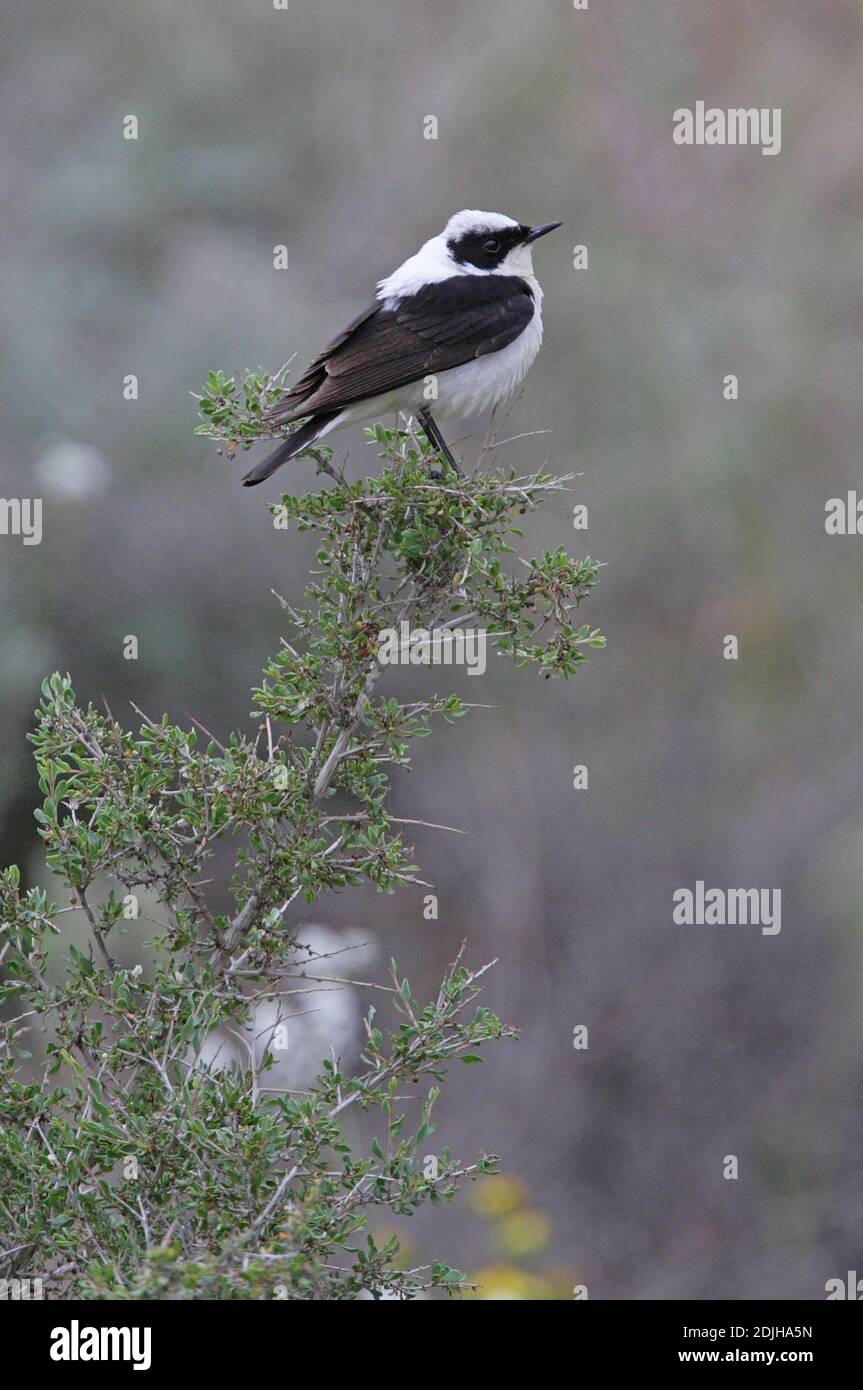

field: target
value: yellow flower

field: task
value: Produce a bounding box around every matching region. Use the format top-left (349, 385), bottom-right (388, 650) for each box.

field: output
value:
top-left (467, 1263), bottom-right (555, 1301)
top-left (469, 1174), bottom-right (525, 1218)
top-left (497, 1209), bottom-right (551, 1258)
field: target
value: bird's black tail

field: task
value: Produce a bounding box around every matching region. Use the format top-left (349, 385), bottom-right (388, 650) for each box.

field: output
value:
top-left (242, 414), bottom-right (337, 487)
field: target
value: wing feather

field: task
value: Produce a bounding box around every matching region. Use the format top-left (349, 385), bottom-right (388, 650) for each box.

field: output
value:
top-left (266, 276), bottom-right (535, 423)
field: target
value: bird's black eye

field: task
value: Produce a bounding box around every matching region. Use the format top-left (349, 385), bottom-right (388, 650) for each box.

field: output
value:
top-left (482, 237), bottom-right (501, 253)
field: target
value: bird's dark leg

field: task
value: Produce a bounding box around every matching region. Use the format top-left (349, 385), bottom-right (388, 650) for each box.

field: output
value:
top-left (418, 409), bottom-right (463, 477)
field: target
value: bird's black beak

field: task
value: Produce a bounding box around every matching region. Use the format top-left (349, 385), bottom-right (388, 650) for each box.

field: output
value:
top-left (524, 220), bottom-right (562, 243)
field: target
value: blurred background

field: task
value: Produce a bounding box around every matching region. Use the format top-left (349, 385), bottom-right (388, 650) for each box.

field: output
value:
top-left (3, 0), bottom-right (863, 1299)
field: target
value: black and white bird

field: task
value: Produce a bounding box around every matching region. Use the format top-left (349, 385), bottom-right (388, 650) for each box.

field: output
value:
top-left (242, 210), bottom-right (561, 486)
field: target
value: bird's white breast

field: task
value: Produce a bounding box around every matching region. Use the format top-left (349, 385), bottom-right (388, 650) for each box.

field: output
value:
top-left (432, 294), bottom-right (543, 417)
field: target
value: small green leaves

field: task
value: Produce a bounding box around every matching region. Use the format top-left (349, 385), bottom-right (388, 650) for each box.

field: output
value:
top-left (0, 396), bottom-right (600, 1300)
top-left (194, 363), bottom-right (322, 461)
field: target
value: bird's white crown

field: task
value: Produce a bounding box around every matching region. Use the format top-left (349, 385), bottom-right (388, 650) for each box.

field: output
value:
top-left (441, 209), bottom-right (521, 239)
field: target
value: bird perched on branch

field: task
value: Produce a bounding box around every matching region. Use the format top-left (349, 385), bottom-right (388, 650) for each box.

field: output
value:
top-left (242, 210), bottom-right (561, 486)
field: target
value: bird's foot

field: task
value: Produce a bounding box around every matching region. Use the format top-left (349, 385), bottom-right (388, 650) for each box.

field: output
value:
top-left (427, 454), bottom-right (463, 481)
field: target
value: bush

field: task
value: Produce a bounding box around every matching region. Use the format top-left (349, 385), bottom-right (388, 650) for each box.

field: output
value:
top-left (0, 395), bottom-right (602, 1299)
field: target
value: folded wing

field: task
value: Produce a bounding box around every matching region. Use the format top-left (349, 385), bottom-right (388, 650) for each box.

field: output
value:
top-left (266, 275), bottom-right (535, 424)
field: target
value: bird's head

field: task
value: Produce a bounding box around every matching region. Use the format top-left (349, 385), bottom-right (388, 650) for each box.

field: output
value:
top-left (440, 209), bottom-right (562, 277)
top-left (376, 210), bottom-right (562, 303)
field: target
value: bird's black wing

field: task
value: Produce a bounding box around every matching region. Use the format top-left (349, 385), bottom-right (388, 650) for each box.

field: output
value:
top-left (266, 275), bottom-right (535, 422)
top-left (266, 302), bottom-right (380, 422)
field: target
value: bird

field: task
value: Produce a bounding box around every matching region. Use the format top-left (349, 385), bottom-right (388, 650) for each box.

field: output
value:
top-left (242, 209), bottom-right (561, 486)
